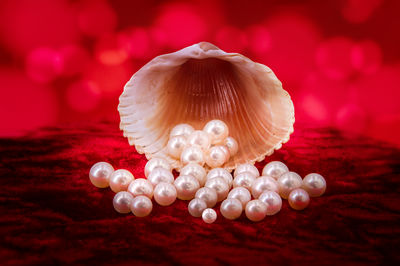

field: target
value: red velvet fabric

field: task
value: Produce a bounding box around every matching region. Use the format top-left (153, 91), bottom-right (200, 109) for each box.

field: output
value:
top-left (0, 122), bottom-right (399, 264)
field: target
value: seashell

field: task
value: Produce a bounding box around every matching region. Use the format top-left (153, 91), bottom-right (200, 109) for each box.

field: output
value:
top-left (118, 42), bottom-right (295, 170)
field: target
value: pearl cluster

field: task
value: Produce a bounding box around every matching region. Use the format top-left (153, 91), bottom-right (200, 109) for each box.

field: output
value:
top-left (89, 120), bottom-right (327, 223)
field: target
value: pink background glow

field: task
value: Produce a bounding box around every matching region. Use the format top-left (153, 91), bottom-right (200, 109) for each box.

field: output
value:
top-left (0, 0), bottom-right (399, 147)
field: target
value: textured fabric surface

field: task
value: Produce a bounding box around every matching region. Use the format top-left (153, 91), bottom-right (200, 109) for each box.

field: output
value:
top-left (0, 122), bottom-right (399, 265)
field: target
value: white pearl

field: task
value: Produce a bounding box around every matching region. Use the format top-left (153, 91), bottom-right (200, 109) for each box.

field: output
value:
top-left (288, 188), bottom-right (310, 210)
top-left (188, 198), bottom-right (207, 217)
top-left (234, 163), bottom-right (259, 178)
top-left (167, 135), bottom-right (187, 159)
top-left (251, 176), bottom-right (279, 198)
top-left (262, 161), bottom-right (289, 180)
top-left (195, 187), bottom-right (218, 208)
top-left (259, 191), bottom-right (282, 215)
top-left (174, 175), bottom-right (200, 200)
top-left (205, 177), bottom-right (229, 202)
top-left (130, 195), bottom-right (153, 217)
top-left (228, 187), bottom-right (251, 208)
top-left (147, 167), bottom-right (174, 187)
top-left (207, 168), bottom-right (233, 188)
top-left (232, 172), bottom-right (256, 190)
top-left (245, 199), bottom-right (267, 222)
top-left (224, 137), bottom-right (238, 157)
top-left (153, 182), bottom-right (177, 206)
top-left (128, 178), bottom-right (154, 198)
top-left (202, 208), bottom-right (217, 224)
top-left (203, 120), bottom-right (229, 144)
top-left (205, 145), bottom-right (229, 168)
top-left (219, 145), bottom-right (231, 161)
top-left (187, 130), bottom-right (211, 151)
top-left (220, 198), bottom-right (243, 220)
top-left (277, 171), bottom-right (302, 199)
top-left (89, 162), bottom-right (114, 188)
top-left (109, 169), bottom-right (134, 193)
top-left (302, 173), bottom-right (327, 197)
top-left (144, 157), bottom-right (171, 177)
top-left (180, 163), bottom-right (207, 186)
top-left (170, 123), bottom-right (195, 139)
top-left (113, 191), bottom-right (133, 214)
top-left (180, 146), bottom-right (205, 166)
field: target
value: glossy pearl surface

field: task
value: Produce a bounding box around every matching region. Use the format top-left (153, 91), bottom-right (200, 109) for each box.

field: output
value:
top-left (89, 162), bottom-right (114, 188)
top-left (180, 163), bottom-right (207, 186)
top-left (203, 120), bottom-right (229, 144)
top-left (233, 172), bottom-right (256, 190)
top-left (109, 169), bottom-right (134, 193)
top-left (277, 171), bottom-right (303, 199)
top-left (245, 199), bottom-right (267, 222)
top-left (167, 135), bottom-right (187, 159)
top-left (259, 191), bottom-right (282, 215)
top-left (195, 187), bottom-right (218, 208)
top-left (220, 198), bottom-right (243, 220)
top-left (187, 130), bottom-right (211, 151)
top-left (147, 167), bottom-right (174, 187)
top-left (130, 195), bottom-right (153, 217)
top-left (144, 157), bottom-right (171, 177)
top-left (288, 188), bottom-right (310, 210)
top-left (251, 176), bottom-right (279, 198)
top-left (205, 145), bottom-right (229, 168)
top-left (113, 191), bottom-right (133, 214)
top-left (170, 123), bottom-right (195, 139)
top-left (128, 178), bottom-right (154, 198)
top-left (180, 146), bottom-right (205, 166)
top-left (234, 163), bottom-right (259, 178)
top-left (224, 136), bottom-right (238, 157)
top-left (202, 208), bottom-right (217, 224)
top-left (302, 173), bottom-right (327, 197)
top-left (174, 175), bottom-right (200, 200)
top-left (228, 187), bottom-right (251, 208)
top-left (188, 198), bottom-right (207, 217)
top-left (153, 182), bottom-right (177, 206)
top-left (262, 161), bottom-right (289, 180)
top-left (207, 168), bottom-right (233, 188)
top-left (205, 177), bottom-right (229, 202)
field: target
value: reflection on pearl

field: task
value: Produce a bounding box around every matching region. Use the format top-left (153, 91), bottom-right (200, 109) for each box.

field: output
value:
top-left (262, 161), bottom-right (289, 180)
top-left (251, 176), bottom-right (279, 198)
top-left (224, 137), bottom-right (238, 157)
top-left (180, 146), bottom-right (205, 166)
top-left (128, 178), bottom-right (154, 198)
top-left (153, 182), bottom-right (177, 206)
top-left (195, 187), bottom-right (218, 208)
top-left (205, 177), bottom-right (229, 202)
top-left (113, 191), bottom-right (133, 214)
top-left (207, 168), bottom-right (233, 188)
top-left (202, 208), bottom-right (217, 224)
top-left (167, 135), bottom-right (187, 159)
top-left (144, 157), bottom-right (171, 177)
top-left (219, 145), bottom-right (231, 161)
top-left (302, 173), bottom-right (327, 197)
top-left (259, 191), bottom-right (282, 215)
top-left (188, 198), bottom-right (207, 217)
top-left (147, 167), bottom-right (174, 187)
top-left (234, 163), bottom-right (259, 178)
top-left (180, 163), bottom-right (207, 186)
top-left (109, 169), bottom-right (135, 193)
top-left (277, 171), bottom-right (303, 199)
top-left (187, 130), bottom-right (211, 151)
top-left (245, 199), bottom-right (267, 222)
top-left (174, 175), bottom-right (200, 200)
top-left (233, 172), bottom-right (256, 190)
top-left (288, 188), bottom-right (310, 210)
top-left (130, 195), bottom-right (153, 217)
top-left (170, 123), bottom-right (195, 139)
top-left (89, 162), bottom-right (114, 188)
top-left (205, 145), bottom-right (229, 168)
top-left (203, 120), bottom-right (229, 144)
top-left (228, 187), bottom-right (251, 208)
top-left (220, 198), bottom-right (243, 220)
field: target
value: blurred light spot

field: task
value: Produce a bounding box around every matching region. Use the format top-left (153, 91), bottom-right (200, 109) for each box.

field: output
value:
top-left (95, 34), bottom-right (128, 66)
top-left (351, 40), bottom-right (382, 74)
top-left (300, 94), bottom-right (329, 124)
top-left (118, 28), bottom-right (152, 59)
top-left (342, 0), bottom-right (383, 24)
top-left (316, 37), bottom-right (354, 80)
top-left (247, 25), bottom-right (271, 54)
top-left (66, 80), bottom-right (101, 112)
top-left (336, 104), bottom-right (368, 136)
top-left (215, 26), bottom-right (248, 53)
top-left (59, 44), bottom-right (90, 76)
top-left (26, 47), bottom-right (62, 83)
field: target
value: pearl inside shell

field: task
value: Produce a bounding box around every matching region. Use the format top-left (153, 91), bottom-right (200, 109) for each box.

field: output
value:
top-left (180, 146), bottom-right (205, 166)
top-left (203, 120), bottom-right (229, 144)
top-left (187, 130), bottom-right (211, 151)
top-left (205, 145), bottom-right (229, 168)
top-left (180, 163), bottom-right (207, 186)
top-left (224, 136), bottom-right (238, 157)
top-left (167, 135), bottom-right (187, 159)
top-left (170, 123), bottom-right (195, 139)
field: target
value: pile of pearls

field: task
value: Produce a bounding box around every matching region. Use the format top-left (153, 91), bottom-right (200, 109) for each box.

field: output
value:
top-left (89, 120), bottom-right (327, 223)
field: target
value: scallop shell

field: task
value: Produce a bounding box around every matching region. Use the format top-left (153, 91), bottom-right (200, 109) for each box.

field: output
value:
top-left (118, 42), bottom-right (294, 170)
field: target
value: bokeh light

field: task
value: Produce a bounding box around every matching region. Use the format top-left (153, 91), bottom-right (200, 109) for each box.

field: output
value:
top-left (66, 80), bottom-right (101, 112)
top-left (25, 47), bottom-right (62, 83)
